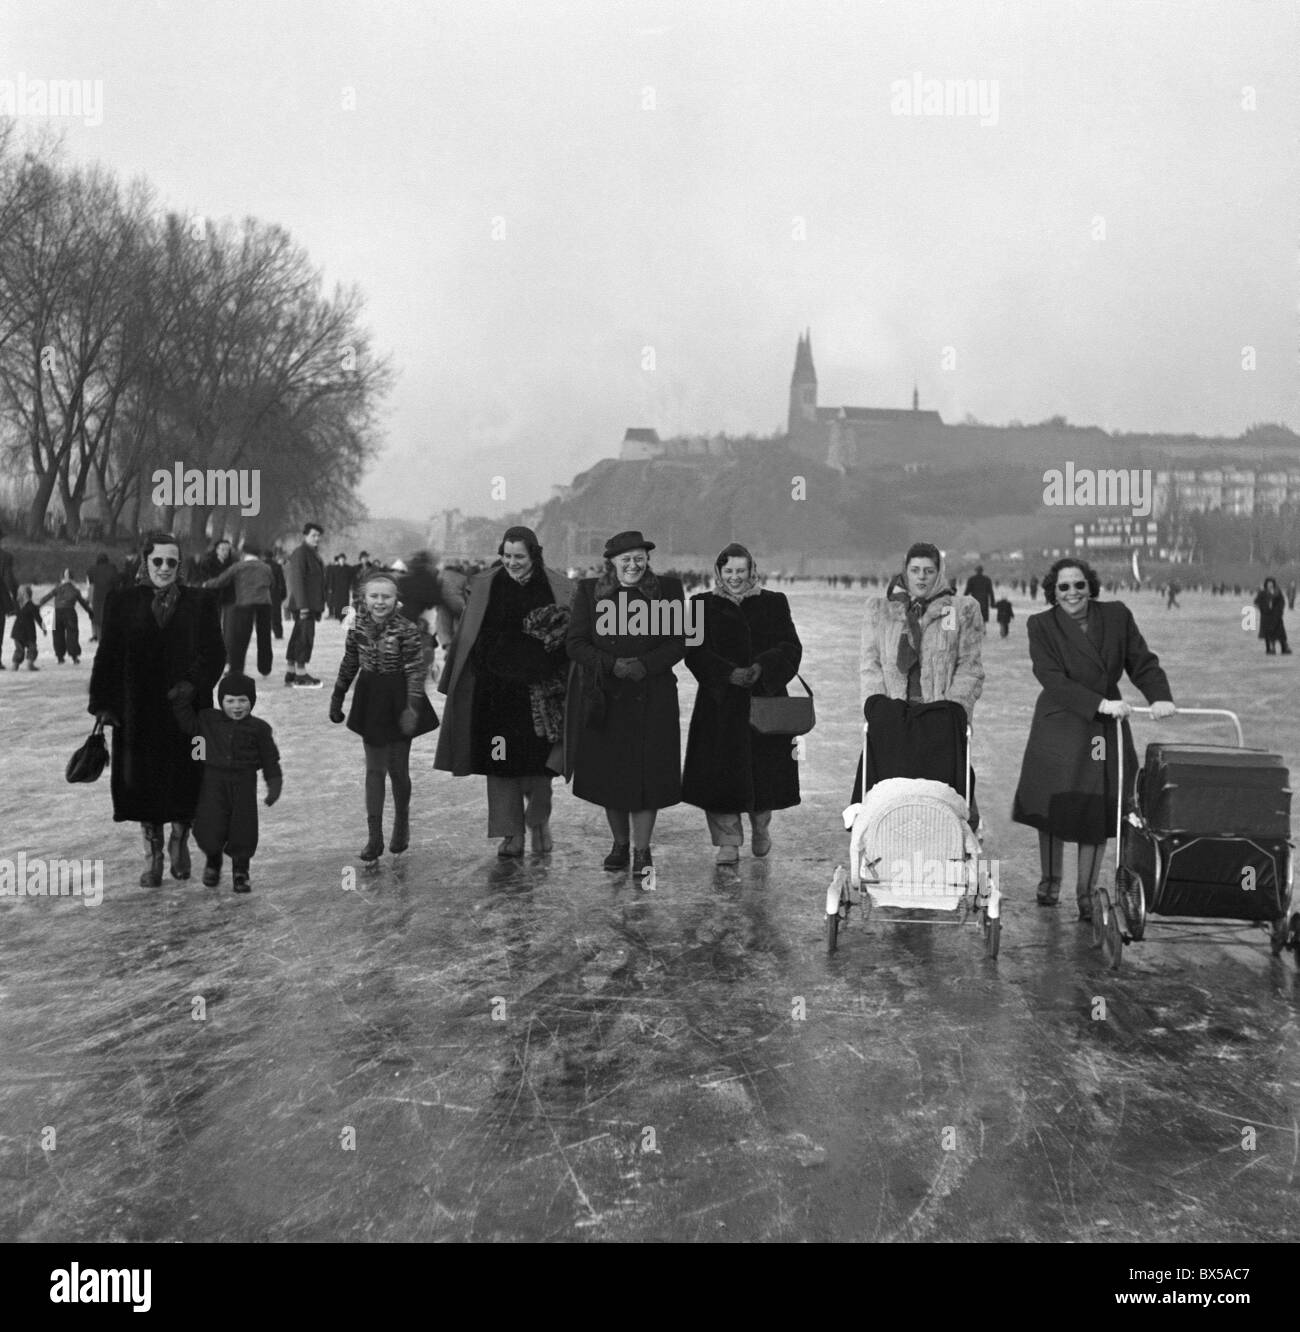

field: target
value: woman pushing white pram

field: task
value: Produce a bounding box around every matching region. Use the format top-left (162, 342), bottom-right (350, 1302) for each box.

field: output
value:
top-left (827, 543), bottom-right (1000, 955)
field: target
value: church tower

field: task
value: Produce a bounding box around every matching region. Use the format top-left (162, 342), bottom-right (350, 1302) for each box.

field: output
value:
top-left (788, 329), bottom-right (818, 441)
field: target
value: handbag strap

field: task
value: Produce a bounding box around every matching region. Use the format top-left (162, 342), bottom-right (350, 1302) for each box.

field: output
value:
top-left (788, 673), bottom-right (812, 699)
top-left (90, 717), bottom-right (105, 737)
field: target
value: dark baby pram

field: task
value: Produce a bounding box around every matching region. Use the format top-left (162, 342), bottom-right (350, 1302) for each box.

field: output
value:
top-left (1095, 707), bottom-right (1297, 970)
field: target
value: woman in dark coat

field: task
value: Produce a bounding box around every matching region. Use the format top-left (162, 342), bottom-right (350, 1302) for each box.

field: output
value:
top-left (565, 530), bottom-right (686, 885)
top-left (435, 527), bottom-right (574, 856)
top-left (89, 532), bottom-right (226, 886)
top-left (1011, 557), bottom-right (1175, 919)
top-left (1254, 577), bottom-right (1290, 654)
top-left (682, 544), bottom-right (802, 864)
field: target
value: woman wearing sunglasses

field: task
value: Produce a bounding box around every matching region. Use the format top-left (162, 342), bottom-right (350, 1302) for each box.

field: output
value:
top-left (1012, 557), bottom-right (1175, 919)
top-left (89, 531), bottom-right (226, 887)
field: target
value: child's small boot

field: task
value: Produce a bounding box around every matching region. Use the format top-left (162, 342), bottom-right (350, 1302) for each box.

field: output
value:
top-left (202, 854), bottom-right (222, 887)
top-left (360, 818), bottom-right (385, 862)
top-left (139, 823), bottom-right (165, 887)
top-left (167, 822), bottom-right (192, 880)
top-left (231, 857), bottom-right (251, 893)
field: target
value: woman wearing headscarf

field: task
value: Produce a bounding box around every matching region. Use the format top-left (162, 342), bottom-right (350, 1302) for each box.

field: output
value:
top-left (89, 531), bottom-right (226, 885)
top-left (1012, 557), bottom-right (1175, 917)
top-left (857, 541), bottom-right (986, 821)
top-left (1254, 577), bottom-right (1290, 655)
top-left (565, 530), bottom-right (686, 884)
top-left (682, 544), bottom-right (802, 863)
top-left (434, 527), bottom-right (574, 856)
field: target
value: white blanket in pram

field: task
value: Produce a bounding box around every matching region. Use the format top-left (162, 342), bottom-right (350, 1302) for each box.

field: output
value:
top-left (842, 778), bottom-right (980, 909)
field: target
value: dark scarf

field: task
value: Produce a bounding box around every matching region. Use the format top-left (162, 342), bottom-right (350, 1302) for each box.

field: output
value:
top-left (889, 576), bottom-right (953, 680)
top-left (136, 559), bottom-right (182, 629)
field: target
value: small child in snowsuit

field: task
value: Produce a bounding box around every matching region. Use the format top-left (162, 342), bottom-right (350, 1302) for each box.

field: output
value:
top-left (10, 586), bottom-right (45, 669)
top-left (994, 598), bottom-right (1014, 639)
top-left (169, 672), bottom-right (282, 892)
top-left (38, 570), bottom-right (94, 663)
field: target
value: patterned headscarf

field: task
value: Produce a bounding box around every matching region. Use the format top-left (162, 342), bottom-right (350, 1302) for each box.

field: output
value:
top-left (889, 562), bottom-right (952, 680)
top-left (711, 543), bottom-right (761, 605)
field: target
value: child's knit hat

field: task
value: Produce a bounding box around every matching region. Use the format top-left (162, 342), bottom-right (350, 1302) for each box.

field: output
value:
top-left (218, 672), bottom-right (257, 707)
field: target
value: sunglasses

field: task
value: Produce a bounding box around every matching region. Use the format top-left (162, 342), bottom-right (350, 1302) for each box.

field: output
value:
top-left (1057, 581), bottom-right (1087, 592)
top-left (150, 557), bottom-right (179, 569)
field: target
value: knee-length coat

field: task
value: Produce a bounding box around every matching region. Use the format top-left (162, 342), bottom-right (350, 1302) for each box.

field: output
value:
top-left (88, 584), bottom-right (226, 823)
top-left (564, 572), bottom-right (686, 812)
top-left (435, 565), bottom-right (575, 776)
top-left (1254, 589), bottom-right (1286, 642)
top-left (1011, 601), bottom-right (1172, 843)
top-left (681, 589), bottom-right (802, 813)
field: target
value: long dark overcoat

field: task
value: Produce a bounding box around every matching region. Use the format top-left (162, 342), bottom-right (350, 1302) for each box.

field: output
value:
top-left (681, 589), bottom-right (802, 813)
top-left (1012, 601), bottom-right (1172, 843)
top-left (564, 573), bottom-right (686, 811)
top-left (1255, 589), bottom-right (1286, 642)
top-left (435, 565), bottom-right (575, 777)
top-left (88, 584), bottom-right (226, 823)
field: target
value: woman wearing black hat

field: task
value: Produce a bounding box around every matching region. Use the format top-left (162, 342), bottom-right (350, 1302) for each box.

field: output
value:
top-left (435, 528), bottom-right (575, 856)
top-left (682, 544), bottom-right (802, 863)
top-left (89, 531), bottom-right (226, 885)
top-left (565, 531), bottom-right (686, 885)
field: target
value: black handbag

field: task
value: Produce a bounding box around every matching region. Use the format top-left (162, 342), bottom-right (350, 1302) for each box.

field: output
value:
top-left (66, 719), bottom-right (109, 783)
top-left (749, 675), bottom-right (815, 736)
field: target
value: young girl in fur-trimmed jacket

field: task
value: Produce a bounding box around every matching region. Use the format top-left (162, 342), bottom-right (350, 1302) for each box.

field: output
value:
top-left (329, 568), bottom-right (438, 861)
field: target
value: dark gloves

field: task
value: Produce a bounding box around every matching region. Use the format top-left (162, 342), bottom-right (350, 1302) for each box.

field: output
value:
top-left (727, 664), bottom-right (762, 688)
top-left (264, 776), bottom-right (282, 807)
top-left (399, 706), bottom-right (418, 736)
top-left (167, 681), bottom-right (197, 703)
top-left (614, 657), bottom-right (647, 681)
top-left (329, 693), bottom-right (346, 724)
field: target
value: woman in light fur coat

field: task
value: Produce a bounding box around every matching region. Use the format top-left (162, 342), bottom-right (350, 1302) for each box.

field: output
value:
top-left (858, 541), bottom-right (986, 823)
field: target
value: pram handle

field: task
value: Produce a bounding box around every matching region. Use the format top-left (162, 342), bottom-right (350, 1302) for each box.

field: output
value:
top-left (1112, 706), bottom-right (1244, 869)
top-left (862, 717), bottom-right (973, 808)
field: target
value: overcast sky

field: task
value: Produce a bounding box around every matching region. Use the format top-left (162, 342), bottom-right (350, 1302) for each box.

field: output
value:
top-left (4, 0), bottom-right (1296, 523)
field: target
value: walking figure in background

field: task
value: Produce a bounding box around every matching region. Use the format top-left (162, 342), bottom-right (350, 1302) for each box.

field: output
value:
top-left (1287, 579), bottom-right (1297, 611)
top-left (1165, 579), bottom-right (1180, 609)
top-left (1254, 577), bottom-right (1291, 655)
top-left (0, 529), bottom-right (18, 667)
top-left (964, 564), bottom-right (994, 624)
top-left (10, 586), bottom-right (45, 670)
top-left (88, 532), bottom-right (226, 885)
top-left (203, 545), bottom-right (276, 676)
top-left (169, 672), bottom-right (282, 892)
top-left (38, 570), bottom-right (93, 663)
top-left (1012, 557), bottom-right (1175, 920)
top-left (330, 568), bottom-right (439, 861)
top-left (285, 522), bottom-right (326, 687)
top-left (87, 553), bottom-right (119, 643)
top-left (435, 528), bottom-right (573, 857)
top-left (994, 597), bottom-right (1014, 638)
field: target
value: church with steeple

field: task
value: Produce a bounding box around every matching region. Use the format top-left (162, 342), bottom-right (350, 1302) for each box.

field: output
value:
top-left (787, 328), bottom-right (942, 470)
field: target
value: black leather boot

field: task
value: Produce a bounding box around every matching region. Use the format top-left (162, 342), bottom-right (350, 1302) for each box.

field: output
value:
top-left (139, 823), bottom-right (165, 887)
top-left (202, 854), bottom-right (222, 887)
top-left (360, 818), bottom-right (385, 862)
top-left (603, 841), bottom-right (630, 870)
top-left (389, 804), bottom-right (410, 855)
top-left (231, 857), bottom-right (251, 893)
top-left (168, 822), bottom-right (192, 880)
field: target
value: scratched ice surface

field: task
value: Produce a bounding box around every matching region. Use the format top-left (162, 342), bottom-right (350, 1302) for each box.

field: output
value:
top-left (1, 587), bottom-right (1298, 1241)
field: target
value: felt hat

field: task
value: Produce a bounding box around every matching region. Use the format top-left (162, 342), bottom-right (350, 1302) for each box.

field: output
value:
top-left (603, 530), bottom-right (656, 560)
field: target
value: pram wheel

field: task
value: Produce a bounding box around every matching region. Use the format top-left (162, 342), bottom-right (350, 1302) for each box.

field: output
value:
top-left (1094, 888), bottom-right (1123, 971)
top-left (1269, 912), bottom-right (1291, 957)
top-left (983, 912), bottom-right (1001, 960)
top-left (1116, 866), bottom-right (1146, 942)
